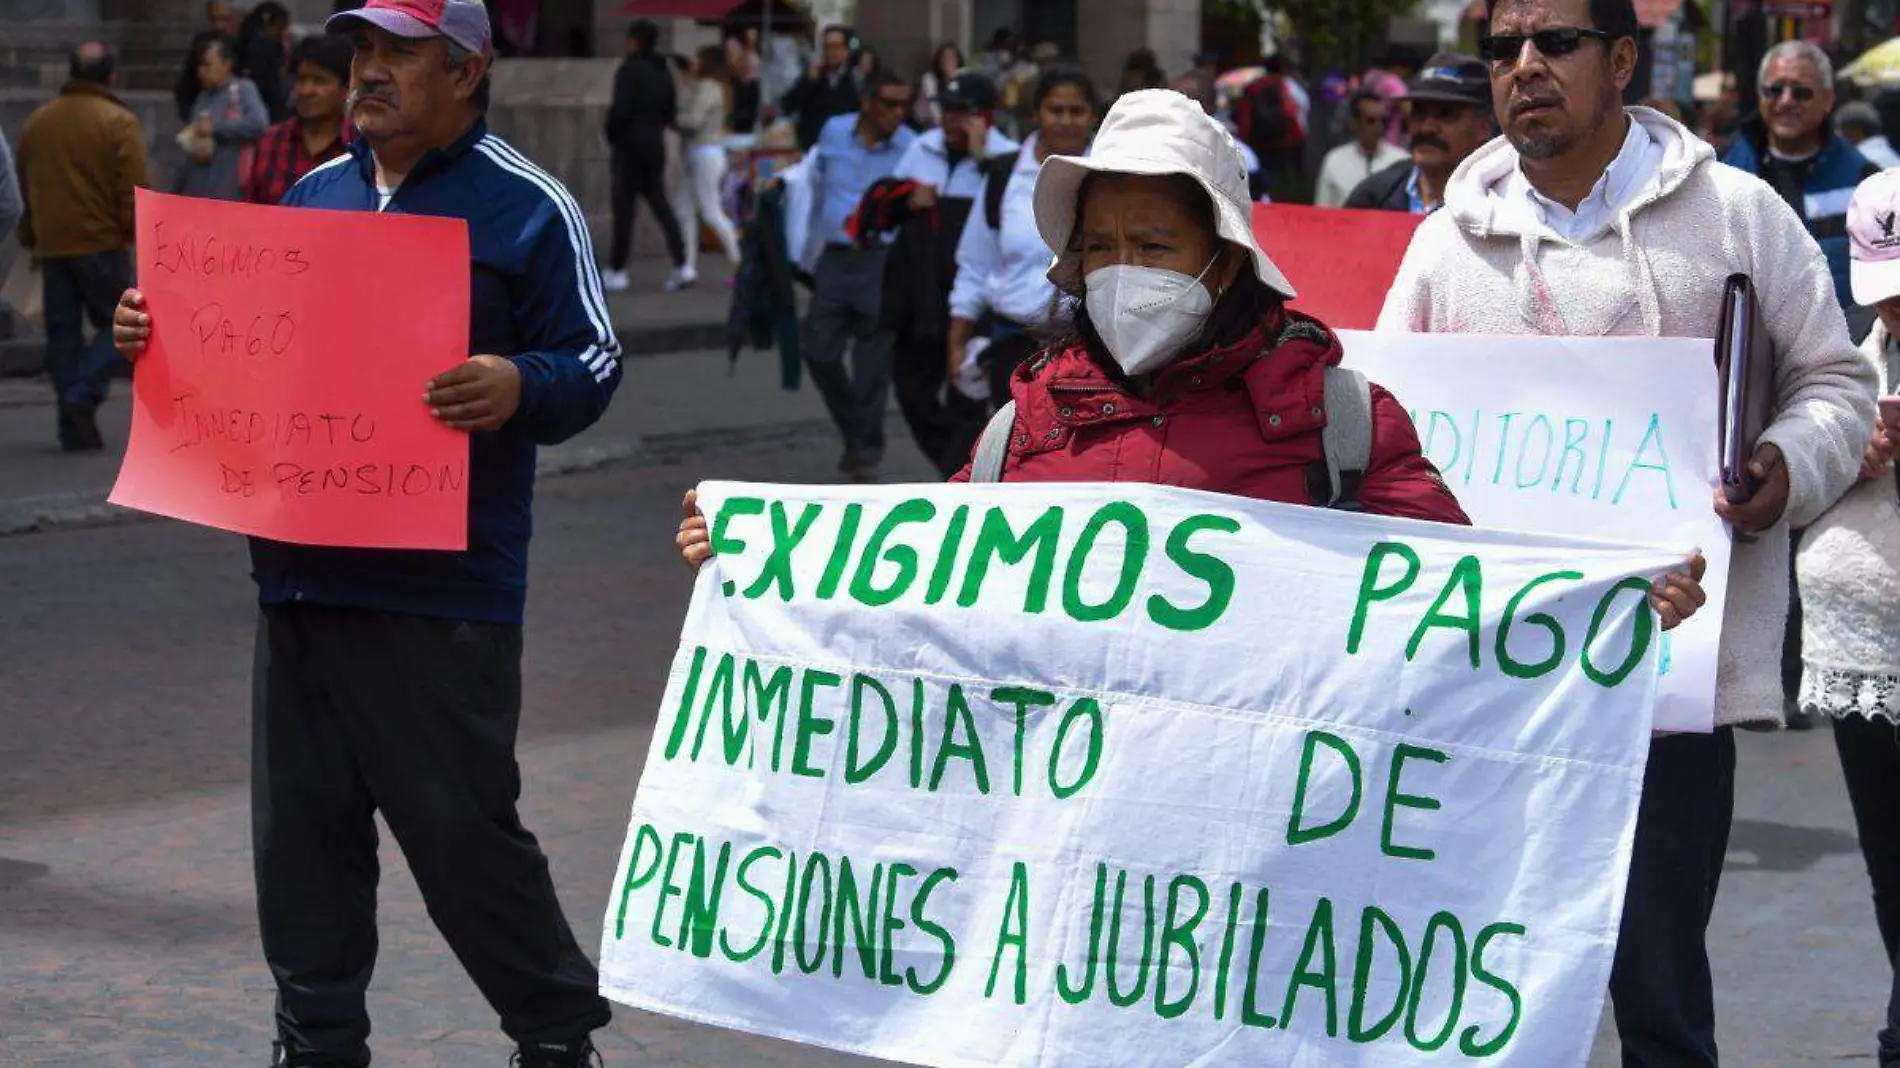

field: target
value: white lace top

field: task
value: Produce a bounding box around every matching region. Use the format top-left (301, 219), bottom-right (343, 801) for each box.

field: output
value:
top-left (1796, 322), bottom-right (1900, 723)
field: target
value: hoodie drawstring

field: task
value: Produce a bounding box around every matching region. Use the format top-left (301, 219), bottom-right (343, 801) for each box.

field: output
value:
top-left (1517, 230), bottom-right (1570, 335)
top-left (1516, 214), bottom-right (1665, 337)
top-left (1616, 213), bottom-right (1666, 336)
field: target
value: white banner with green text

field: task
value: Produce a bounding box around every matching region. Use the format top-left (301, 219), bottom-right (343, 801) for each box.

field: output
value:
top-left (1341, 329), bottom-right (1725, 733)
top-left (599, 481), bottom-right (1685, 1068)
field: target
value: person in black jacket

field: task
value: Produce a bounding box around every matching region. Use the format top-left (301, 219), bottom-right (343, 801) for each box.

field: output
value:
top-left (1345, 51), bottom-right (1493, 215)
top-left (603, 19), bottom-right (688, 292)
top-left (238, 2), bottom-right (293, 123)
top-left (781, 25), bottom-right (861, 151)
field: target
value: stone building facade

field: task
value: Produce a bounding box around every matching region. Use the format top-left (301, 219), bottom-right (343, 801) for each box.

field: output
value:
top-left (0, 0), bottom-right (1203, 269)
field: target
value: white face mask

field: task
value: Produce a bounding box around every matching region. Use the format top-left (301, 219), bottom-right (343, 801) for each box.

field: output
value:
top-left (1083, 257), bottom-right (1221, 378)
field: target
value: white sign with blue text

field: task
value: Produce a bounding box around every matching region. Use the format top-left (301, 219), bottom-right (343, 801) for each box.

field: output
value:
top-left (1342, 330), bottom-right (1724, 732)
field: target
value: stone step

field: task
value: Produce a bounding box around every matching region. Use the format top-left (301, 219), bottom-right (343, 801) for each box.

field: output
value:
top-left (0, 34), bottom-right (201, 92)
top-left (0, 15), bottom-right (208, 89)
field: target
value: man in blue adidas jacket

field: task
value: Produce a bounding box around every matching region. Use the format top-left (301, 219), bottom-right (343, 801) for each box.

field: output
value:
top-left (111, 2), bottom-right (618, 1066)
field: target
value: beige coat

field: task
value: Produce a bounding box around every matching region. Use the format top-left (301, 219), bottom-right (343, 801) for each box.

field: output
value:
top-left (1379, 107), bottom-right (1878, 728)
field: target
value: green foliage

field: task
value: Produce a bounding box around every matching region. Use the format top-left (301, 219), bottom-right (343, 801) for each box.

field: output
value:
top-left (1260, 0), bottom-right (1424, 74)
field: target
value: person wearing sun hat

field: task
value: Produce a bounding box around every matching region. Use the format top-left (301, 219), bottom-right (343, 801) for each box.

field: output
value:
top-left (675, 89), bottom-right (1712, 644)
top-left (1793, 167), bottom-right (1900, 1068)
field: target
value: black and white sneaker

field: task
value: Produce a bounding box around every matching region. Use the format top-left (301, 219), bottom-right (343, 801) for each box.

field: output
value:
top-left (510, 1036), bottom-right (602, 1068)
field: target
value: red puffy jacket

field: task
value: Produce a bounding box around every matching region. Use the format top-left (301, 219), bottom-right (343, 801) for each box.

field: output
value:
top-left (952, 312), bottom-right (1470, 527)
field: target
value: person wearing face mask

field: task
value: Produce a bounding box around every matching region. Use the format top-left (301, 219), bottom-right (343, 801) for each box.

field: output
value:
top-left (676, 89), bottom-right (1712, 645)
top-left (948, 88), bottom-right (1476, 512)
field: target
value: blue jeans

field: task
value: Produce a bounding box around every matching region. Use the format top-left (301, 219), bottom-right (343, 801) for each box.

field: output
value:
top-left (42, 250), bottom-right (132, 411)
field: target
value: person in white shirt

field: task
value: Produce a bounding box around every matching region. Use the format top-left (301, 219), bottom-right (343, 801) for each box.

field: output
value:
top-left (947, 65), bottom-right (1099, 402)
top-left (669, 46), bottom-right (743, 289)
top-left (1314, 89), bottom-right (1408, 206)
top-left (892, 70), bottom-right (1020, 207)
top-left (1380, 0), bottom-right (1876, 1063)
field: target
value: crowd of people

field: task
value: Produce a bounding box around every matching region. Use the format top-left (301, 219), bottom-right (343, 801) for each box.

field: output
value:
top-left (0, 0), bottom-right (363, 450)
top-left (0, 0), bottom-right (1898, 1064)
top-left (685, 4), bottom-right (1900, 1068)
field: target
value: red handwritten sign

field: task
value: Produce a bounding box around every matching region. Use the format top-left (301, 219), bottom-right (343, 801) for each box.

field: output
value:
top-left (1251, 203), bottom-right (1425, 331)
top-left (110, 189), bottom-right (472, 550)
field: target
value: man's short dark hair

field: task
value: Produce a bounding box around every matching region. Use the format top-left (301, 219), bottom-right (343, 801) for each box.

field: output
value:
top-left (1485, 0), bottom-right (1639, 40)
top-left (69, 42), bottom-right (117, 84)
top-left (1349, 88), bottom-right (1387, 117)
top-left (824, 25), bottom-right (856, 47)
top-left (445, 40), bottom-right (491, 113)
top-left (292, 33), bottom-right (355, 83)
top-left (627, 19), bottom-right (659, 52)
top-left (861, 68), bottom-right (905, 98)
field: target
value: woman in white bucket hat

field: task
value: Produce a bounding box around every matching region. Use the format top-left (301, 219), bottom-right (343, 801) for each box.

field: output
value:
top-left (677, 90), bottom-right (1709, 625)
top-left (966, 87), bottom-right (1467, 518)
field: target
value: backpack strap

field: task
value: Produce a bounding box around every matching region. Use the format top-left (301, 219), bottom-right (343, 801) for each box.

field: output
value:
top-left (1314, 366), bottom-right (1373, 511)
top-left (970, 401), bottom-right (1018, 483)
top-left (982, 147), bottom-right (1024, 233)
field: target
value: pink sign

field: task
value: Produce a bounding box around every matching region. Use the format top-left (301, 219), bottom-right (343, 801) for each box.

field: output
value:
top-left (110, 189), bottom-right (472, 550)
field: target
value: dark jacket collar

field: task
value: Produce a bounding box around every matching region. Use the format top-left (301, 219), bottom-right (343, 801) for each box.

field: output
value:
top-left (1739, 110), bottom-right (1844, 168)
top-left (59, 80), bottom-right (127, 109)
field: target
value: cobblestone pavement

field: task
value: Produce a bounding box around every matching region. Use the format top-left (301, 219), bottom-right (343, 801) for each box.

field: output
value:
top-left (0, 427), bottom-right (1891, 1067)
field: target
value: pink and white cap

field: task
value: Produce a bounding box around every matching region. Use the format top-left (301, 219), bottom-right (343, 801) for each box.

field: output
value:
top-left (328, 0), bottom-right (491, 57)
top-left (1850, 168), bottom-right (1900, 306)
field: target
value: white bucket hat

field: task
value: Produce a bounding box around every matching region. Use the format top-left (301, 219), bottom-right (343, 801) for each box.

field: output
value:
top-left (1033, 89), bottom-right (1297, 300)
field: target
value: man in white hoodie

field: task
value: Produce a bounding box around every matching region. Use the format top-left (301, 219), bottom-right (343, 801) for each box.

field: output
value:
top-left (1378, 0), bottom-right (1877, 1063)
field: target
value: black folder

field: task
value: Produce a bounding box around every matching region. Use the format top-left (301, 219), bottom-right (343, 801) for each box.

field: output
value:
top-left (1715, 274), bottom-right (1776, 506)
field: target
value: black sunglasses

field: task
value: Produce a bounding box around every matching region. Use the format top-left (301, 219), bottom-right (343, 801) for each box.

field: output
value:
top-left (1479, 27), bottom-right (1614, 66)
top-left (1761, 81), bottom-right (1819, 103)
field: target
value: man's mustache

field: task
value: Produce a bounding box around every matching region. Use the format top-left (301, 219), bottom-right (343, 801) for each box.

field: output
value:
top-left (1510, 92), bottom-right (1562, 116)
top-left (1410, 134), bottom-right (1449, 152)
top-left (348, 86), bottom-right (398, 110)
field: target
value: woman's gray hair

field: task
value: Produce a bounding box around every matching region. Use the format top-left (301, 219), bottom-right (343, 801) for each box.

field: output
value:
top-left (1760, 39), bottom-right (1834, 90)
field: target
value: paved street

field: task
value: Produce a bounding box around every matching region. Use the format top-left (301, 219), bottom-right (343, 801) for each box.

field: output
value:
top-left (0, 350), bottom-right (1892, 1067)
